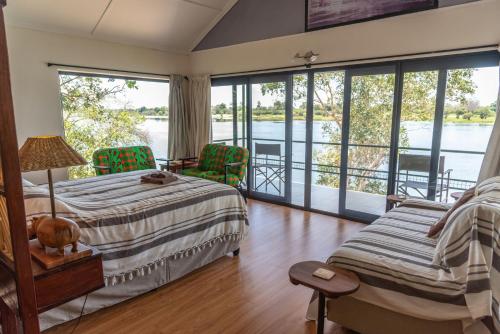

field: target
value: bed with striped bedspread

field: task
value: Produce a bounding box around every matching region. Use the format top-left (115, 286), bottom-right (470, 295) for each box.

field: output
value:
top-left (23, 169), bottom-right (248, 287)
top-left (322, 177), bottom-right (500, 334)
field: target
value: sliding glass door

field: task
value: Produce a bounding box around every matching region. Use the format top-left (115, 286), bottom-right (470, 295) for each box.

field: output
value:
top-left (248, 75), bottom-right (291, 202)
top-left (211, 51), bottom-right (499, 223)
top-left (340, 66), bottom-right (396, 220)
top-left (211, 83), bottom-right (247, 146)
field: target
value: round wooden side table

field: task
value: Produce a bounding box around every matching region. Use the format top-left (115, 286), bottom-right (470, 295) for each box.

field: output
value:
top-left (387, 194), bottom-right (407, 209)
top-left (289, 261), bottom-right (360, 334)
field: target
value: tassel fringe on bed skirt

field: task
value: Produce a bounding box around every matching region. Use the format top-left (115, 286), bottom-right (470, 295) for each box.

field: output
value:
top-left (103, 233), bottom-right (243, 287)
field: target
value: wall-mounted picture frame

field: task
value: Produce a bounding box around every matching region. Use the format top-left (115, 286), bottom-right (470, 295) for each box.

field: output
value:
top-left (306, 0), bottom-right (438, 32)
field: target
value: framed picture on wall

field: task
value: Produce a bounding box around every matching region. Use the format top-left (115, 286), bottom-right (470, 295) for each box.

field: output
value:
top-left (306, 0), bottom-right (438, 31)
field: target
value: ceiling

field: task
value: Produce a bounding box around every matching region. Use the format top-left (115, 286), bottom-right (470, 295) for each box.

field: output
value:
top-left (3, 0), bottom-right (238, 53)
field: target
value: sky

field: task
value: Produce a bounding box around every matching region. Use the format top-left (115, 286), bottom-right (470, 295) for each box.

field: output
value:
top-left (101, 66), bottom-right (498, 109)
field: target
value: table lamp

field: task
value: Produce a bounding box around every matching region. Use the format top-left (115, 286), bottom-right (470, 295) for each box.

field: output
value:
top-left (19, 136), bottom-right (87, 257)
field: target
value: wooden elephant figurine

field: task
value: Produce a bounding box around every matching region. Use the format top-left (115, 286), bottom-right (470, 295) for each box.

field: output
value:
top-left (31, 216), bottom-right (81, 255)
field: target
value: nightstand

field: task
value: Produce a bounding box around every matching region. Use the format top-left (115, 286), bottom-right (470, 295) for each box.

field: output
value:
top-left (31, 243), bottom-right (104, 313)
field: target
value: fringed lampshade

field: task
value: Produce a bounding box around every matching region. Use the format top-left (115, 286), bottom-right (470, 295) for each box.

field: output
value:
top-left (19, 136), bottom-right (87, 172)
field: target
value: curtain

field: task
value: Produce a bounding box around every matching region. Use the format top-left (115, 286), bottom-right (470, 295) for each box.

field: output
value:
top-left (478, 63), bottom-right (500, 182)
top-left (188, 75), bottom-right (211, 157)
top-left (168, 74), bottom-right (190, 159)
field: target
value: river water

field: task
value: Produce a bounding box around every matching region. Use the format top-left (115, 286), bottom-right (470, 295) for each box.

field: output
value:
top-left (141, 119), bottom-right (493, 183)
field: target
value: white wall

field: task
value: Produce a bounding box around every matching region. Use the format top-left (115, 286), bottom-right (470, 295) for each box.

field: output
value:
top-left (190, 0), bottom-right (500, 74)
top-left (6, 26), bottom-right (190, 183)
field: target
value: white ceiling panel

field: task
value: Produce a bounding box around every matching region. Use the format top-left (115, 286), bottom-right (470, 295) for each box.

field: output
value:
top-left (4, 0), bottom-right (110, 36)
top-left (94, 0), bottom-right (220, 52)
top-left (3, 0), bottom-right (237, 53)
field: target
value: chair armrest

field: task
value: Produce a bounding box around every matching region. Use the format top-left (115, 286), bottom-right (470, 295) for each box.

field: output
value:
top-left (224, 162), bottom-right (244, 185)
top-left (178, 156), bottom-right (198, 162)
top-left (225, 162), bottom-right (243, 168)
top-left (176, 157), bottom-right (198, 171)
top-left (93, 165), bottom-right (111, 170)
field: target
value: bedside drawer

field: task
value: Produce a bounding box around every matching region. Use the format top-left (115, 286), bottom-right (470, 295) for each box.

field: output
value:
top-left (33, 252), bottom-right (104, 313)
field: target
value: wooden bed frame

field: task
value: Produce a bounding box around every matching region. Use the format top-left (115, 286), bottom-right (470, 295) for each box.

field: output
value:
top-left (0, 1), bottom-right (40, 332)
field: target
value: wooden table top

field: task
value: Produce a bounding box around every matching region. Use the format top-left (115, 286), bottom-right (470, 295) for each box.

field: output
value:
top-left (387, 194), bottom-right (407, 203)
top-left (289, 261), bottom-right (360, 298)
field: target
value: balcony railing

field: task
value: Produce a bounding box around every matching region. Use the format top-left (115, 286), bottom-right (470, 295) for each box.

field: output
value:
top-left (213, 137), bottom-right (481, 197)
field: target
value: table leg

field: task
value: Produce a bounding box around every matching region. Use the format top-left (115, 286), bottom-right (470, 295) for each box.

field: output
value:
top-left (317, 292), bottom-right (325, 334)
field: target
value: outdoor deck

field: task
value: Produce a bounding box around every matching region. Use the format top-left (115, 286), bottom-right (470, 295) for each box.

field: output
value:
top-left (253, 177), bottom-right (387, 216)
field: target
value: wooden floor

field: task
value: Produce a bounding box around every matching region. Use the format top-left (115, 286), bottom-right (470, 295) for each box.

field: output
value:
top-left (46, 200), bottom-right (365, 334)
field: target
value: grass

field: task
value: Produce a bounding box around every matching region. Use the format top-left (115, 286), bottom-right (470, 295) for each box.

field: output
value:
top-left (212, 111), bottom-right (496, 125)
top-left (443, 114), bottom-right (495, 125)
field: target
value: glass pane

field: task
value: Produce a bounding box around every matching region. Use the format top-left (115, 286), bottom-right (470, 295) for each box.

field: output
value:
top-left (441, 66), bottom-right (499, 201)
top-left (291, 74), bottom-right (307, 206)
top-left (346, 72), bottom-right (395, 216)
top-left (311, 71), bottom-right (345, 213)
top-left (211, 85), bottom-right (234, 145)
top-left (60, 74), bottom-right (169, 179)
top-left (251, 82), bottom-right (286, 198)
top-left (397, 71), bottom-right (438, 200)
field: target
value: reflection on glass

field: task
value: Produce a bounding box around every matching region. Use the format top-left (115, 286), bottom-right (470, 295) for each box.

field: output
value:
top-left (396, 71), bottom-right (438, 200)
top-left (251, 82), bottom-right (286, 197)
top-left (346, 73), bottom-right (395, 216)
top-left (311, 71), bottom-right (345, 213)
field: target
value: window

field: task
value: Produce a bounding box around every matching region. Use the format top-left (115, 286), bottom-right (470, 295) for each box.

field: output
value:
top-left (211, 84), bottom-right (247, 146)
top-left (211, 85), bottom-right (234, 145)
top-left (311, 70), bottom-right (345, 213)
top-left (59, 73), bottom-right (169, 179)
top-left (211, 52), bottom-right (499, 222)
top-left (441, 66), bottom-right (499, 196)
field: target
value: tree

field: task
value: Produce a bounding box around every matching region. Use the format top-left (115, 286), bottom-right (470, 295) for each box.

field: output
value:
top-left (261, 69), bottom-right (475, 193)
top-left (466, 99), bottom-right (480, 113)
top-left (491, 101), bottom-right (498, 113)
top-left (60, 75), bottom-right (149, 179)
top-left (463, 112), bottom-right (474, 120)
top-left (476, 107), bottom-right (492, 120)
top-left (213, 103), bottom-right (229, 121)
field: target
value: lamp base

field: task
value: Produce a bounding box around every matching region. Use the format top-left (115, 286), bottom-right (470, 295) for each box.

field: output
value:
top-left (30, 239), bottom-right (92, 269)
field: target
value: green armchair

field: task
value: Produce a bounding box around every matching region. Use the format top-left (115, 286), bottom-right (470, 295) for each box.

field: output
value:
top-left (179, 144), bottom-right (249, 196)
top-left (92, 145), bottom-right (159, 175)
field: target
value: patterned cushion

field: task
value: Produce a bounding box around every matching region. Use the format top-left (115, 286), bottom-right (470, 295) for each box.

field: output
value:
top-left (205, 173), bottom-right (240, 187)
top-left (181, 168), bottom-right (218, 178)
top-left (224, 146), bottom-right (249, 181)
top-left (92, 146), bottom-right (156, 175)
top-left (182, 168), bottom-right (240, 187)
top-left (199, 144), bottom-right (227, 173)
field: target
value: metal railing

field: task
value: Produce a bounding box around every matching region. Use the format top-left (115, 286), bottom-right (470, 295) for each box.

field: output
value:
top-left (213, 137), bottom-right (481, 196)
